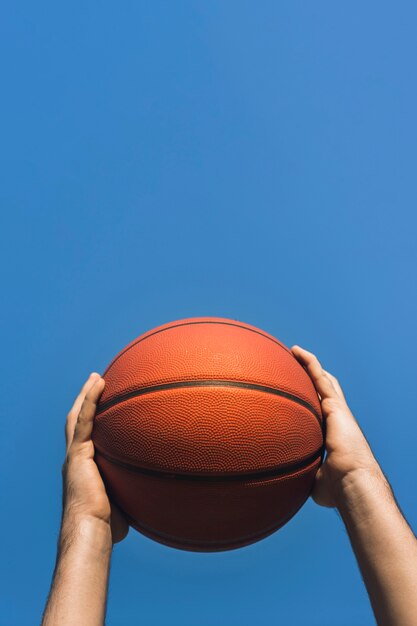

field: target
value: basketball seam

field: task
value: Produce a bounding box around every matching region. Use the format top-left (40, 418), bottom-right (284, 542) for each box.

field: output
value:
top-left (93, 445), bottom-right (324, 481)
top-left (122, 496), bottom-right (309, 549)
top-left (102, 319), bottom-right (293, 377)
top-left (96, 379), bottom-right (322, 427)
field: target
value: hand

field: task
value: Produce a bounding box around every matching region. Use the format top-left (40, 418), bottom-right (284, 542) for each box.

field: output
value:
top-left (290, 345), bottom-right (382, 508)
top-left (62, 373), bottom-right (129, 543)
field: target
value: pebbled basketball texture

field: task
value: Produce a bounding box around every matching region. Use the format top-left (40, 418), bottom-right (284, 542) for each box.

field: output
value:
top-left (92, 317), bottom-right (324, 552)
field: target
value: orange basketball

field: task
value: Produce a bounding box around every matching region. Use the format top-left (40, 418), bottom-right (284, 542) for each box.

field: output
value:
top-left (92, 317), bottom-right (324, 552)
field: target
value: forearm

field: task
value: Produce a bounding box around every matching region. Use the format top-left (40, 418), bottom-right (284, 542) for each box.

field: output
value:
top-left (337, 467), bottom-right (417, 626)
top-left (42, 515), bottom-right (113, 626)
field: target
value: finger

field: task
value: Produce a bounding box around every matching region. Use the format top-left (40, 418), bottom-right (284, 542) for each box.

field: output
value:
top-left (65, 373), bottom-right (101, 451)
top-left (290, 345), bottom-right (338, 401)
top-left (71, 377), bottom-right (105, 447)
top-left (322, 369), bottom-right (347, 403)
top-left (69, 372), bottom-right (102, 420)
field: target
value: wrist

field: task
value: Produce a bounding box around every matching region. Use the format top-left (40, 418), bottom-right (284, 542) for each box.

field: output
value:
top-left (60, 512), bottom-right (113, 555)
top-left (43, 514), bottom-right (112, 626)
top-left (335, 465), bottom-right (393, 523)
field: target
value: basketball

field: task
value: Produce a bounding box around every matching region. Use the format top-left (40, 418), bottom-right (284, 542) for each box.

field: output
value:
top-left (92, 317), bottom-right (324, 552)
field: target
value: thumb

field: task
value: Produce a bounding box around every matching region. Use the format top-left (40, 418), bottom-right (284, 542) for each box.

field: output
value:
top-left (110, 502), bottom-right (130, 544)
top-left (311, 466), bottom-right (335, 509)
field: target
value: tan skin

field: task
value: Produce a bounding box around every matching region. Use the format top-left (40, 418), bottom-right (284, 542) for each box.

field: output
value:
top-left (42, 346), bottom-right (417, 626)
top-left (61, 372), bottom-right (128, 544)
top-left (290, 345), bottom-right (381, 508)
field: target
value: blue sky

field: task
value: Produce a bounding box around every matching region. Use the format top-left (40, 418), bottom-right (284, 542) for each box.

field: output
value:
top-left (1, 2), bottom-right (417, 624)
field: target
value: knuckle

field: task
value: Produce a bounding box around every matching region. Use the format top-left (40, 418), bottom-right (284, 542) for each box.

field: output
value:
top-left (76, 416), bottom-right (90, 431)
top-left (76, 411), bottom-right (88, 424)
top-left (81, 397), bottom-right (94, 414)
top-left (320, 397), bottom-right (339, 412)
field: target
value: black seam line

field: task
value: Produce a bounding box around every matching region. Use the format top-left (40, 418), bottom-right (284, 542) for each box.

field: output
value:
top-left (122, 495), bottom-right (310, 549)
top-left (96, 379), bottom-right (322, 426)
top-left (103, 319), bottom-right (292, 377)
top-left (122, 510), bottom-right (291, 549)
top-left (94, 445), bottom-right (323, 482)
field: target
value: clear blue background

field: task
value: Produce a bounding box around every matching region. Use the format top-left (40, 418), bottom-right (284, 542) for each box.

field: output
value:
top-left (1, 2), bottom-right (416, 625)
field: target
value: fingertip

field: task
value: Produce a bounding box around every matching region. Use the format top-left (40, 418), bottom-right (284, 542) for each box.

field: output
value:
top-left (85, 377), bottom-right (105, 400)
top-left (291, 344), bottom-right (307, 357)
top-left (93, 376), bottom-right (105, 388)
